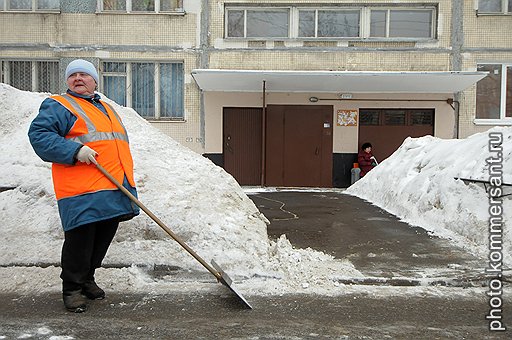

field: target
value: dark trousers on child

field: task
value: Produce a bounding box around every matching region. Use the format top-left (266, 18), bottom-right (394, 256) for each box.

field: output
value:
top-left (60, 218), bottom-right (119, 293)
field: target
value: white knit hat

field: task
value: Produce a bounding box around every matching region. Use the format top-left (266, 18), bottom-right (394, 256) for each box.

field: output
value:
top-left (65, 59), bottom-right (99, 84)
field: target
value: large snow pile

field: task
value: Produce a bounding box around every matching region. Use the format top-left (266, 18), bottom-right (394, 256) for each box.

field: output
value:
top-left (346, 130), bottom-right (512, 266)
top-left (0, 84), bottom-right (361, 295)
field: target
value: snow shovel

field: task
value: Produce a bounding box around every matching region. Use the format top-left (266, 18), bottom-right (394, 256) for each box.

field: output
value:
top-left (90, 157), bottom-right (252, 309)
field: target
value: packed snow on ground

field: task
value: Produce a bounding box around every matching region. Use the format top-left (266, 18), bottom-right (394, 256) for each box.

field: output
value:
top-left (0, 84), bottom-right (362, 297)
top-left (346, 127), bottom-right (512, 267)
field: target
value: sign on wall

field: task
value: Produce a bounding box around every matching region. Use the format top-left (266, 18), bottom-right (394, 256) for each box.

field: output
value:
top-left (337, 109), bottom-right (358, 126)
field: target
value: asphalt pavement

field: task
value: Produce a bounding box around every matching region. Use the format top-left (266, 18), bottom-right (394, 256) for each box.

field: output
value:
top-left (251, 190), bottom-right (486, 284)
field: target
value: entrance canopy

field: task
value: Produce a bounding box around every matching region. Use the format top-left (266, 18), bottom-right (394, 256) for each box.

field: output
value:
top-left (191, 69), bottom-right (487, 94)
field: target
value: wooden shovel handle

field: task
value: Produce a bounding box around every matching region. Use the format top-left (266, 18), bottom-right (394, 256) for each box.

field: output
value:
top-left (90, 157), bottom-right (221, 280)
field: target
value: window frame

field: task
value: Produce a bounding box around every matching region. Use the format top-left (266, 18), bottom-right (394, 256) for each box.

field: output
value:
top-left (477, 0), bottom-right (512, 15)
top-left (367, 8), bottom-right (434, 39)
top-left (1, 0), bottom-right (60, 12)
top-left (359, 109), bottom-right (434, 127)
top-left (0, 59), bottom-right (60, 93)
top-left (475, 63), bottom-right (512, 125)
top-left (98, 0), bottom-right (184, 14)
top-left (298, 7), bottom-right (361, 38)
top-left (225, 4), bottom-right (436, 41)
top-left (225, 7), bottom-right (292, 39)
top-left (100, 60), bottom-right (185, 121)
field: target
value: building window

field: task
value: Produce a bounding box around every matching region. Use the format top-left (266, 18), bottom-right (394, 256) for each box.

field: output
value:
top-left (383, 110), bottom-right (406, 125)
top-left (100, 0), bottom-right (183, 13)
top-left (227, 8), bottom-right (290, 38)
top-left (370, 9), bottom-right (433, 38)
top-left (360, 109), bottom-right (434, 126)
top-left (359, 110), bottom-right (379, 125)
top-left (299, 9), bottom-right (360, 38)
top-left (478, 0), bottom-right (512, 14)
top-left (1, 0), bottom-right (59, 11)
top-left (225, 5), bottom-right (436, 40)
top-left (101, 61), bottom-right (184, 120)
top-left (0, 60), bottom-right (59, 93)
top-left (410, 110), bottom-right (434, 125)
top-left (476, 64), bottom-right (512, 120)
top-left (102, 0), bottom-right (126, 11)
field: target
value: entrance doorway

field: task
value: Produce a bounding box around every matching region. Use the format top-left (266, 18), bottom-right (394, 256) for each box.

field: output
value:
top-left (223, 105), bottom-right (333, 187)
top-left (223, 107), bottom-right (262, 185)
top-left (265, 105), bottom-right (333, 187)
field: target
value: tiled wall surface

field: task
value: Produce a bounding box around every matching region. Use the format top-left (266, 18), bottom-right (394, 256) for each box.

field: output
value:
top-left (1, 0), bottom-right (511, 151)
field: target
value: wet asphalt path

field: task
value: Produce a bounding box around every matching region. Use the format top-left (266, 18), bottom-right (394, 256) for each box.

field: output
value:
top-left (249, 191), bottom-right (486, 283)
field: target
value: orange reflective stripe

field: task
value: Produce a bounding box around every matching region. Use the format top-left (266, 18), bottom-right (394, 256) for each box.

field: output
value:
top-left (50, 94), bottom-right (135, 200)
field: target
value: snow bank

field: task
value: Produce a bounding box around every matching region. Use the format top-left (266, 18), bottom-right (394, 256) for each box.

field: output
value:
top-left (346, 130), bottom-right (512, 266)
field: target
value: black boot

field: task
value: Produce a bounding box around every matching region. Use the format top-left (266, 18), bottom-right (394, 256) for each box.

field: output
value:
top-left (82, 281), bottom-right (105, 300)
top-left (63, 290), bottom-right (87, 313)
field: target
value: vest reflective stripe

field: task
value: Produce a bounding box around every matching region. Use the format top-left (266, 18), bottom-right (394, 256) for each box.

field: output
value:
top-left (68, 131), bottom-right (128, 144)
top-left (103, 101), bottom-right (128, 136)
top-left (60, 94), bottom-right (96, 129)
top-left (59, 94), bottom-right (130, 144)
top-left (50, 94), bottom-right (135, 200)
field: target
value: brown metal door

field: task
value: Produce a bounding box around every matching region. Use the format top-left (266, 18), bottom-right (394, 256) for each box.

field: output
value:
top-left (266, 105), bottom-right (333, 187)
top-left (359, 109), bottom-right (434, 161)
top-left (223, 107), bottom-right (262, 185)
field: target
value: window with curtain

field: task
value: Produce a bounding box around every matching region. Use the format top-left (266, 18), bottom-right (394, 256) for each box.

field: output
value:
top-left (132, 63), bottom-right (155, 117)
top-left (101, 61), bottom-right (184, 120)
top-left (9, 61), bottom-right (32, 91)
top-left (0, 60), bottom-right (59, 93)
top-left (37, 61), bottom-right (60, 93)
top-left (159, 63), bottom-right (184, 118)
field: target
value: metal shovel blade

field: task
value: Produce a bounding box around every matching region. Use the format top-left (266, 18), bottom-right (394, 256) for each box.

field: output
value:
top-left (211, 260), bottom-right (253, 309)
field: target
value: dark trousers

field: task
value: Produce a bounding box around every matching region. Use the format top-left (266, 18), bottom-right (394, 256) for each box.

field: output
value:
top-left (60, 218), bottom-right (119, 293)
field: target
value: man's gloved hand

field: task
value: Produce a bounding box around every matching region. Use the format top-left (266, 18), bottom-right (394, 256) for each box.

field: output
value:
top-left (76, 145), bottom-right (98, 165)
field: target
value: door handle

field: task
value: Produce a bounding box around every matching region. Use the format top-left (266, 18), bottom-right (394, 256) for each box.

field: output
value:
top-left (225, 135), bottom-right (233, 153)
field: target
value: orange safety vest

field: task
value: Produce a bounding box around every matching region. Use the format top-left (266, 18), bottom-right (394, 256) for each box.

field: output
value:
top-left (50, 94), bottom-right (135, 200)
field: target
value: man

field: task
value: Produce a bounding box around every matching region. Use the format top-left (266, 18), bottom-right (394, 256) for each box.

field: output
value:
top-left (28, 59), bottom-right (139, 313)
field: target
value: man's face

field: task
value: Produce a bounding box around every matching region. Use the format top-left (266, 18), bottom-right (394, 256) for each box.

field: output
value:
top-left (66, 72), bottom-right (96, 96)
top-left (364, 147), bottom-right (372, 153)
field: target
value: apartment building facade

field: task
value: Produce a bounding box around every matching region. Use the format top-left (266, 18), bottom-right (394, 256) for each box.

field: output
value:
top-left (1, 0), bottom-right (511, 187)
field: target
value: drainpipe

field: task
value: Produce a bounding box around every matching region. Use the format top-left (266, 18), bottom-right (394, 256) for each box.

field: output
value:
top-left (261, 80), bottom-right (267, 186)
top-left (447, 98), bottom-right (460, 139)
top-left (451, 0), bottom-right (464, 139)
top-left (199, 0), bottom-right (209, 150)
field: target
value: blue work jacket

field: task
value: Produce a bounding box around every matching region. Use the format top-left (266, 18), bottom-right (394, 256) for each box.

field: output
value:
top-left (28, 90), bottom-right (139, 231)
